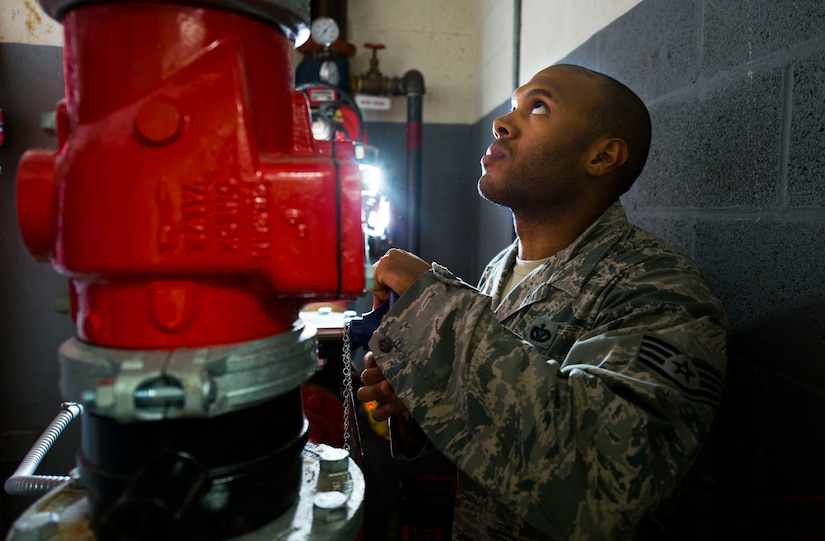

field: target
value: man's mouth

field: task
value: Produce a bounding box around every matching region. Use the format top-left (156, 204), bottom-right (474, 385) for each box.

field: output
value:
top-left (485, 142), bottom-right (506, 159)
top-left (481, 143), bottom-right (506, 169)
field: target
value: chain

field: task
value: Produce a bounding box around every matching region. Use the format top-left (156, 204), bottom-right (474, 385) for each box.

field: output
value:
top-left (342, 323), bottom-right (353, 453)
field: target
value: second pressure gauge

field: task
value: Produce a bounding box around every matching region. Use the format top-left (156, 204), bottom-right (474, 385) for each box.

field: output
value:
top-left (311, 16), bottom-right (340, 46)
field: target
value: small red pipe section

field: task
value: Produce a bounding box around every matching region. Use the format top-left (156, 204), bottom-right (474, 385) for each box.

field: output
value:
top-left (16, 2), bottom-right (365, 350)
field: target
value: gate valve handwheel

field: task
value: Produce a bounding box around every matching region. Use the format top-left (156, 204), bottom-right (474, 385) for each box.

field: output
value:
top-left (363, 43), bottom-right (386, 72)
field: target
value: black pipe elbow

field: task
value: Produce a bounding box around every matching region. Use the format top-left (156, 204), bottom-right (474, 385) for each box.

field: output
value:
top-left (401, 70), bottom-right (426, 96)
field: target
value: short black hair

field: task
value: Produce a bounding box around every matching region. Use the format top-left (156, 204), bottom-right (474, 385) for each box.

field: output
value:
top-left (557, 65), bottom-right (652, 194)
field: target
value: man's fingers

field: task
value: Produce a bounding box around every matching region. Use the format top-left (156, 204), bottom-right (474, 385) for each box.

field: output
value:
top-left (371, 248), bottom-right (431, 299)
top-left (359, 367), bottom-right (383, 387)
top-left (357, 380), bottom-right (392, 401)
top-left (371, 402), bottom-right (395, 422)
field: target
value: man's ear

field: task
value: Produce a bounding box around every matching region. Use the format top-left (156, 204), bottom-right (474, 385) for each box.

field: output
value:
top-left (585, 138), bottom-right (628, 177)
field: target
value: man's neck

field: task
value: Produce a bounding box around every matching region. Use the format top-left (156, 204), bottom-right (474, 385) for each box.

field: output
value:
top-left (513, 204), bottom-right (608, 260)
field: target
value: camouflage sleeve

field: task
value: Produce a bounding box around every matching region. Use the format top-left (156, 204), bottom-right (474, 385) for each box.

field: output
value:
top-left (369, 262), bottom-right (727, 538)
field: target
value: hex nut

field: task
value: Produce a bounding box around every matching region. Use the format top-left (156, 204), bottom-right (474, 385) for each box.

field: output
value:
top-left (319, 446), bottom-right (350, 474)
top-left (10, 511), bottom-right (60, 541)
top-left (312, 491), bottom-right (348, 523)
top-left (95, 383), bottom-right (115, 408)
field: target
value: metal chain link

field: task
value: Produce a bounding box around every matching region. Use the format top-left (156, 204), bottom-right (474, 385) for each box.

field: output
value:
top-left (342, 323), bottom-right (353, 453)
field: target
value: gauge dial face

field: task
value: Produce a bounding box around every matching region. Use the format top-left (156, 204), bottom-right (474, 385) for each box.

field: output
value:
top-left (319, 59), bottom-right (341, 86)
top-left (311, 16), bottom-right (340, 46)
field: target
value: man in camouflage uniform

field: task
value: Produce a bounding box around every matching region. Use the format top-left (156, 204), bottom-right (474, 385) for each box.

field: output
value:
top-left (357, 64), bottom-right (727, 540)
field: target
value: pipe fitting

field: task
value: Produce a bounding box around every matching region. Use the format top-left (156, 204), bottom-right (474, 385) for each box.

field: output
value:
top-left (401, 69), bottom-right (426, 96)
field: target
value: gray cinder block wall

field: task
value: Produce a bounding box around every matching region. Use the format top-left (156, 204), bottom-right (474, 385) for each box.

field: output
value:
top-left (499, 0), bottom-right (823, 534)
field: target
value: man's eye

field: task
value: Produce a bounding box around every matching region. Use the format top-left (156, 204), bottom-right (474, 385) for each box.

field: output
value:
top-left (531, 102), bottom-right (549, 114)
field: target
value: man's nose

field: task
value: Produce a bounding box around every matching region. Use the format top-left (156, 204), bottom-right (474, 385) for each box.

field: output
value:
top-left (493, 114), bottom-right (513, 139)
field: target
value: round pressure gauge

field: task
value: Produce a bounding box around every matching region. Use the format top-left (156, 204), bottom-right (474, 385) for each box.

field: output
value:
top-left (319, 59), bottom-right (341, 86)
top-left (310, 16), bottom-right (340, 46)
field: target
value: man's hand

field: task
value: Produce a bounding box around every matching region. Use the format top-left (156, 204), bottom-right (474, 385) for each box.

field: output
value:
top-left (371, 248), bottom-right (431, 305)
top-left (358, 248), bottom-right (428, 421)
top-left (357, 351), bottom-right (407, 421)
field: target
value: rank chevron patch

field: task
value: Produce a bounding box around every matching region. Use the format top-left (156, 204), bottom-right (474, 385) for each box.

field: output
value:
top-left (637, 333), bottom-right (723, 406)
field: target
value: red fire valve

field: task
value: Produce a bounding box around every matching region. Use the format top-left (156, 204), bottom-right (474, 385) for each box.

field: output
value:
top-left (16, 3), bottom-right (365, 350)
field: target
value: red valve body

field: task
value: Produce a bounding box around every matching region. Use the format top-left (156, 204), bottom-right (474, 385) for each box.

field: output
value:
top-left (16, 2), bottom-right (365, 349)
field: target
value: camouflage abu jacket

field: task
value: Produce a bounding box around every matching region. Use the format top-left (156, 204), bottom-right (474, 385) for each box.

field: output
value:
top-left (368, 201), bottom-right (728, 540)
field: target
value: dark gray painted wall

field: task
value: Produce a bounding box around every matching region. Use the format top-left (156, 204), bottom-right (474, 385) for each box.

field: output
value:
top-left (358, 121), bottom-right (478, 280)
top-left (0, 43), bottom-right (80, 535)
top-left (366, 108), bottom-right (514, 287)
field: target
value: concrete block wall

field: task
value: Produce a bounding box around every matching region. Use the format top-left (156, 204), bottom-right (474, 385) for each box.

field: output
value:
top-left (530, 0), bottom-right (825, 532)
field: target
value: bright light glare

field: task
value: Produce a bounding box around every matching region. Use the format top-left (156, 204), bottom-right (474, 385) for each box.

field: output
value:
top-left (311, 116), bottom-right (334, 140)
top-left (365, 196), bottom-right (391, 238)
top-left (294, 26), bottom-right (311, 48)
top-left (359, 164), bottom-right (382, 195)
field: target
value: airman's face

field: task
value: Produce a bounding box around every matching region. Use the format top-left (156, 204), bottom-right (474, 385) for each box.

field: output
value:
top-left (478, 65), bottom-right (601, 216)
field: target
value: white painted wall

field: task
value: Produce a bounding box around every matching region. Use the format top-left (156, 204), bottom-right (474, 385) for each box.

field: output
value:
top-left (348, 0), bottom-right (642, 124)
top-left (346, 0), bottom-right (643, 124)
top-left (346, 0), bottom-right (477, 124)
top-left (518, 0), bottom-right (642, 86)
top-left (0, 0), bottom-right (644, 123)
top-left (475, 0), bottom-right (514, 124)
top-left (0, 0), bottom-right (62, 46)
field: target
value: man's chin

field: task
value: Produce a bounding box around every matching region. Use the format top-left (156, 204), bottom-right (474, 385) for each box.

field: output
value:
top-left (477, 178), bottom-right (505, 205)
